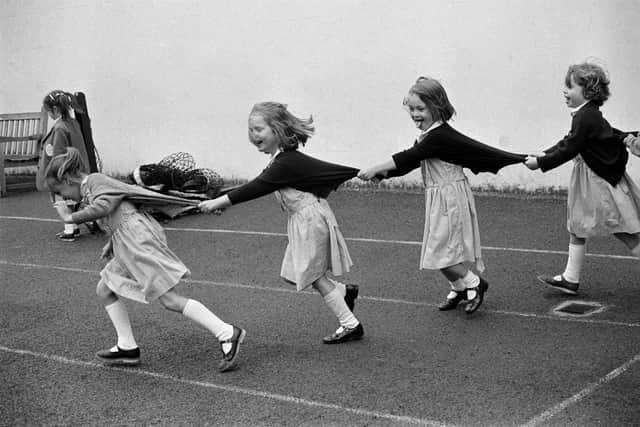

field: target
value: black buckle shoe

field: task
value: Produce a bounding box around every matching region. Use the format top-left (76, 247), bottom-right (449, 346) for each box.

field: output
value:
top-left (465, 277), bottom-right (489, 314)
top-left (537, 274), bottom-right (579, 295)
top-left (438, 291), bottom-right (465, 311)
top-left (322, 323), bottom-right (364, 344)
top-left (96, 346), bottom-right (140, 365)
top-left (219, 325), bottom-right (246, 373)
top-left (344, 284), bottom-right (359, 311)
top-left (56, 229), bottom-right (80, 242)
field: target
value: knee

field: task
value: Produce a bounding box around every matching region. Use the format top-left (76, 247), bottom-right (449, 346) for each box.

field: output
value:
top-left (96, 279), bottom-right (116, 303)
top-left (158, 292), bottom-right (185, 312)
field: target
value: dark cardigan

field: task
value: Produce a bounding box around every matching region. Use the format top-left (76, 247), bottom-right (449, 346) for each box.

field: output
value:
top-left (537, 101), bottom-right (630, 186)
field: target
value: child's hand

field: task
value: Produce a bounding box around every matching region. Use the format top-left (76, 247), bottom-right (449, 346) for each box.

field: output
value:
top-left (53, 201), bottom-right (74, 222)
top-left (199, 199), bottom-right (223, 213)
top-left (358, 168), bottom-right (378, 181)
top-left (524, 155), bottom-right (540, 170)
top-left (624, 134), bottom-right (640, 157)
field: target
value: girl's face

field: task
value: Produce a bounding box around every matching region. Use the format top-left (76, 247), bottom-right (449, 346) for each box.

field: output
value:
top-left (563, 74), bottom-right (587, 108)
top-left (248, 114), bottom-right (279, 155)
top-left (405, 93), bottom-right (434, 131)
top-left (47, 179), bottom-right (82, 201)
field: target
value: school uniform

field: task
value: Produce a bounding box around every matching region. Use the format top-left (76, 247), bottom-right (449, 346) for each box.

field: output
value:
top-left (537, 101), bottom-right (640, 237)
top-left (387, 122), bottom-right (526, 272)
top-left (227, 150), bottom-right (357, 290)
top-left (36, 118), bottom-right (90, 191)
top-left (71, 174), bottom-right (193, 303)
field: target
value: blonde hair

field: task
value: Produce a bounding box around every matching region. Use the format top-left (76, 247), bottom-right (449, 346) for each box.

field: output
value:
top-left (44, 147), bottom-right (87, 184)
top-left (249, 102), bottom-right (315, 151)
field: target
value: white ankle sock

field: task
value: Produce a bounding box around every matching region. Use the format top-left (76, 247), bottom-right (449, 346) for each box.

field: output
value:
top-left (447, 279), bottom-right (465, 298)
top-left (327, 278), bottom-right (346, 297)
top-left (64, 223), bottom-right (77, 234)
top-left (462, 271), bottom-right (480, 300)
top-left (182, 299), bottom-right (233, 342)
top-left (105, 300), bottom-right (137, 350)
top-left (562, 243), bottom-right (586, 283)
top-left (323, 289), bottom-right (358, 329)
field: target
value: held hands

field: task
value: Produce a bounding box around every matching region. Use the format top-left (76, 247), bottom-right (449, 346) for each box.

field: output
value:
top-left (358, 168), bottom-right (380, 181)
top-left (53, 201), bottom-right (74, 222)
top-left (524, 154), bottom-right (542, 170)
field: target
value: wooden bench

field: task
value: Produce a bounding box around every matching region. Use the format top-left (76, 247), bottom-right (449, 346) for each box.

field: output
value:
top-left (0, 110), bottom-right (48, 196)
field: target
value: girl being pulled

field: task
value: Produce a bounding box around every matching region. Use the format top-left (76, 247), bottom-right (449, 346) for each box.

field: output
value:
top-left (359, 77), bottom-right (526, 314)
top-left (46, 148), bottom-right (246, 372)
top-left (199, 102), bottom-right (363, 344)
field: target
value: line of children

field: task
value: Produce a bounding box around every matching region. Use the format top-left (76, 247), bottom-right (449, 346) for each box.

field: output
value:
top-left (40, 61), bottom-right (639, 372)
top-left (45, 148), bottom-right (245, 372)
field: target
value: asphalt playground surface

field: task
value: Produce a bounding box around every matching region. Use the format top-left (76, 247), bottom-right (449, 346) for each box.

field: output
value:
top-left (1, 188), bottom-right (639, 426)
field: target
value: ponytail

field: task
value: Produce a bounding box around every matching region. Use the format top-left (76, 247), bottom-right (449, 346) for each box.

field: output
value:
top-left (44, 147), bottom-right (87, 184)
top-left (42, 90), bottom-right (84, 118)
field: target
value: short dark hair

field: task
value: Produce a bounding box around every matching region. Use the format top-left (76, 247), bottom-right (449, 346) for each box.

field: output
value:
top-left (565, 62), bottom-right (610, 106)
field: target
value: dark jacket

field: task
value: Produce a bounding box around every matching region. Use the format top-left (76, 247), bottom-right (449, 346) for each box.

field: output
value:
top-left (537, 101), bottom-right (629, 186)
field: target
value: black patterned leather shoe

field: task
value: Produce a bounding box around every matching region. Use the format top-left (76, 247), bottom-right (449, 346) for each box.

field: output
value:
top-left (218, 325), bottom-right (246, 373)
top-left (438, 291), bottom-right (465, 311)
top-left (344, 284), bottom-right (359, 311)
top-left (465, 277), bottom-right (489, 314)
top-left (96, 346), bottom-right (140, 365)
top-left (322, 323), bottom-right (364, 344)
top-left (537, 275), bottom-right (579, 295)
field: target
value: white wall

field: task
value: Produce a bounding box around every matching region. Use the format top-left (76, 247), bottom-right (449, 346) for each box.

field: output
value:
top-left (2, 0), bottom-right (639, 190)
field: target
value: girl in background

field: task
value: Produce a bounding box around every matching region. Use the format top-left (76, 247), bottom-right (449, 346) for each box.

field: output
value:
top-left (46, 148), bottom-right (245, 372)
top-left (199, 102), bottom-right (362, 344)
top-left (525, 62), bottom-right (640, 295)
top-left (36, 90), bottom-right (90, 241)
top-left (359, 77), bottom-right (526, 314)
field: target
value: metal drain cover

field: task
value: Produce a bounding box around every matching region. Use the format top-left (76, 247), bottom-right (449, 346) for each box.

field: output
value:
top-left (552, 301), bottom-right (605, 317)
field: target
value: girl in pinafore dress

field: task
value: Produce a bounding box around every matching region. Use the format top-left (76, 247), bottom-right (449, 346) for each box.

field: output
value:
top-left (359, 77), bottom-right (526, 314)
top-left (199, 102), bottom-right (363, 344)
top-left (36, 90), bottom-right (91, 241)
top-left (46, 148), bottom-right (245, 372)
top-left (525, 62), bottom-right (640, 295)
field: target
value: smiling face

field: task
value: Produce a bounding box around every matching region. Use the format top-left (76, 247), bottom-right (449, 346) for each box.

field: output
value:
top-left (563, 74), bottom-right (587, 109)
top-left (248, 114), bottom-right (280, 155)
top-left (404, 93), bottom-right (434, 131)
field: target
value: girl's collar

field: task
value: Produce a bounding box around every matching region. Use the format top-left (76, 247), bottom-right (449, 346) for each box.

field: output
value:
top-left (570, 101), bottom-right (590, 115)
top-left (420, 121), bottom-right (444, 136)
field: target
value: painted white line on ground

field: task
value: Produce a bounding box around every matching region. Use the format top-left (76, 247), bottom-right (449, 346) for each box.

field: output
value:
top-left (2, 260), bottom-right (639, 328)
top-left (0, 345), bottom-right (449, 427)
top-left (1, 215), bottom-right (637, 260)
top-left (522, 353), bottom-right (640, 427)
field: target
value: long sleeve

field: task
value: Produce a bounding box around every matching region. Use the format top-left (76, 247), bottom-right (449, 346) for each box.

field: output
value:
top-left (391, 124), bottom-right (525, 175)
top-left (226, 178), bottom-right (281, 204)
top-left (538, 112), bottom-right (593, 172)
top-left (70, 193), bottom-right (123, 223)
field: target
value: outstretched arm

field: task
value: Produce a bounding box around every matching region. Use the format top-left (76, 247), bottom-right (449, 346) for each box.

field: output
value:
top-left (358, 159), bottom-right (397, 181)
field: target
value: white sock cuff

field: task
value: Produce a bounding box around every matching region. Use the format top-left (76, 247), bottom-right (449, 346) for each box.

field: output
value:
top-left (462, 271), bottom-right (480, 289)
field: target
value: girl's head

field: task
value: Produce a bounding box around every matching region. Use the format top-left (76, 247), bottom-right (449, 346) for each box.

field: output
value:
top-left (42, 90), bottom-right (82, 120)
top-left (403, 77), bottom-right (456, 131)
top-left (44, 147), bottom-right (87, 201)
top-left (248, 102), bottom-right (315, 154)
top-left (563, 62), bottom-right (610, 107)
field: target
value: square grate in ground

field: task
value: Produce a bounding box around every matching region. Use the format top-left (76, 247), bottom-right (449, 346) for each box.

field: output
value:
top-left (552, 301), bottom-right (606, 317)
